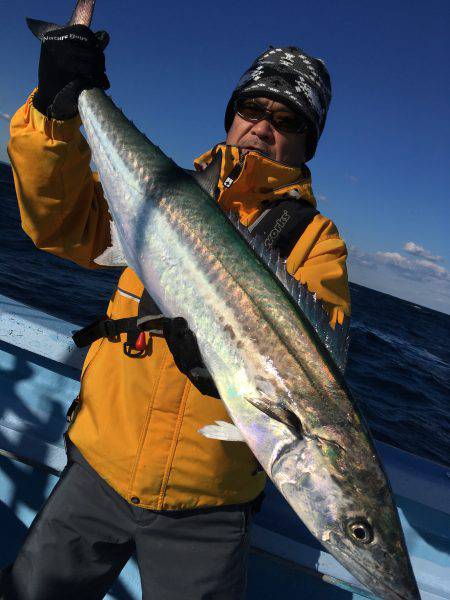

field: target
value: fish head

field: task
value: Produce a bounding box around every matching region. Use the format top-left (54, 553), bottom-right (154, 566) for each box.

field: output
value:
top-left (271, 430), bottom-right (421, 600)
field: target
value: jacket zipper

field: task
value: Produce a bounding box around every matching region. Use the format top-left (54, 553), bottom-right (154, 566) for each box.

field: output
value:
top-left (222, 154), bottom-right (245, 188)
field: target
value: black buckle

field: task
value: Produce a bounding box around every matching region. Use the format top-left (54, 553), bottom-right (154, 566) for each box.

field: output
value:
top-left (99, 319), bottom-right (120, 342)
top-left (123, 331), bottom-right (152, 358)
top-left (66, 397), bottom-right (81, 423)
top-left (123, 343), bottom-right (147, 358)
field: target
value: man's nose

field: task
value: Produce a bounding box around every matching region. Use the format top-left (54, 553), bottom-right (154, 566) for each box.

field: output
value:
top-left (250, 118), bottom-right (275, 142)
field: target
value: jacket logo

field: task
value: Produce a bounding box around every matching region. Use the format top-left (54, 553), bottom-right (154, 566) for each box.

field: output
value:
top-left (264, 210), bottom-right (291, 249)
top-left (43, 33), bottom-right (89, 43)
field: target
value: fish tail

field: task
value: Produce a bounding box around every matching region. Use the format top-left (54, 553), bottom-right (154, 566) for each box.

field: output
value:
top-left (27, 0), bottom-right (96, 40)
top-left (69, 0), bottom-right (96, 27)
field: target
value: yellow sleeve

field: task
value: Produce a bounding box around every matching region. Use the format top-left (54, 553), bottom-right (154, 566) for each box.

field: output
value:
top-left (7, 91), bottom-right (111, 269)
top-left (286, 213), bottom-right (351, 326)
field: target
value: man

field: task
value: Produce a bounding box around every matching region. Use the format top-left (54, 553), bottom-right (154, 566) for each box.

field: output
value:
top-left (3, 26), bottom-right (350, 600)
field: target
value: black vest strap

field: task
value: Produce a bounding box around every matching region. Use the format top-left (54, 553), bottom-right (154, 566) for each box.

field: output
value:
top-left (72, 317), bottom-right (138, 348)
top-left (248, 198), bottom-right (318, 258)
top-left (137, 292), bottom-right (164, 332)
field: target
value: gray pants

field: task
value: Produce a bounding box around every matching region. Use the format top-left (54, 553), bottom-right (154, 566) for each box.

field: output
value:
top-left (2, 446), bottom-right (253, 600)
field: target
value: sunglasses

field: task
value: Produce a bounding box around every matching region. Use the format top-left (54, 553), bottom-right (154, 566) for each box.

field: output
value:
top-left (234, 99), bottom-right (308, 134)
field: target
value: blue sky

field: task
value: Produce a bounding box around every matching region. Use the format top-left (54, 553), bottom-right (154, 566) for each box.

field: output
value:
top-left (1, 0), bottom-right (449, 313)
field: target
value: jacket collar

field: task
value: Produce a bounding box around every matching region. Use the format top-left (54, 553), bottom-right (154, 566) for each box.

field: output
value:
top-left (194, 144), bottom-right (316, 227)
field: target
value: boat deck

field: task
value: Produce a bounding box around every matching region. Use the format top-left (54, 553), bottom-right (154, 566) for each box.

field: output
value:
top-left (1, 294), bottom-right (449, 599)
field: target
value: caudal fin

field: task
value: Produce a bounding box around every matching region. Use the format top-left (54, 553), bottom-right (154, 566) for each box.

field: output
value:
top-left (26, 18), bottom-right (62, 40)
top-left (68, 0), bottom-right (96, 27)
top-left (27, 0), bottom-right (96, 40)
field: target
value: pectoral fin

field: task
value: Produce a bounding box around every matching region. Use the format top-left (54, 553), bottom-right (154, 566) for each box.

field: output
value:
top-left (244, 393), bottom-right (303, 436)
top-left (198, 421), bottom-right (246, 442)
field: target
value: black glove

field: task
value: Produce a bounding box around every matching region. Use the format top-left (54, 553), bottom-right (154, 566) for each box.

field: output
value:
top-left (33, 24), bottom-right (110, 120)
top-left (162, 317), bottom-right (220, 399)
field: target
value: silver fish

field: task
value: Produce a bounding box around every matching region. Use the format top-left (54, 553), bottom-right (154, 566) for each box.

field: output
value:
top-left (27, 3), bottom-right (420, 598)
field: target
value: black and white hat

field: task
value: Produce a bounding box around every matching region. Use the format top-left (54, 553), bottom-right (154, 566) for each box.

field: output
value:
top-left (225, 46), bottom-right (332, 161)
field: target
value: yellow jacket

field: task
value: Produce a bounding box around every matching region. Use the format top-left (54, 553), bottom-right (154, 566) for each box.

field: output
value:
top-left (8, 93), bottom-right (351, 510)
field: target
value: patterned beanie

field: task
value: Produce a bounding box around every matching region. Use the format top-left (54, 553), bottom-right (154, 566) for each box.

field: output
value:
top-left (225, 46), bottom-right (332, 161)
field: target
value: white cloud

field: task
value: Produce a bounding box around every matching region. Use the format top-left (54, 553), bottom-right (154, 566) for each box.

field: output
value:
top-left (348, 244), bottom-right (450, 314)
top-left (0, 112), bottom-right (11, 122)
top-left (375, 250), bottom-right (450, 282)
top-left (348, 245), bottom-right (376, 268)
top-left (376, 251), bottom-right (409, 267)
top-left (346, 174), bottom-right (358, 183)
top-left (415, 259), bottom-right (448, 276)
top-left (403, 241), bottom-right (443, 262)
top-left (349, 244), bottom-right (450, 285)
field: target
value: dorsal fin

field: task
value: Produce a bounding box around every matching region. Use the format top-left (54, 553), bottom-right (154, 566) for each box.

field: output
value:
top-left (187, 153), bottom-right (222, 198)
top-left (228, 211), bottom-right (349, 372)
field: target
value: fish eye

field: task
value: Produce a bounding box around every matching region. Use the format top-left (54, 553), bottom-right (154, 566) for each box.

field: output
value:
top-left (346, 518), bottom-right (374, 544)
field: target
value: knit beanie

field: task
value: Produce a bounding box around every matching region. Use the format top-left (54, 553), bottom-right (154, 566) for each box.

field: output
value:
top-left (225, 46), bottom-right (332, 161)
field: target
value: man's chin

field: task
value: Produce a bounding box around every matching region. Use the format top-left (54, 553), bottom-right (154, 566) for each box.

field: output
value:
top-left (240, 147), bottom-right (272, 159)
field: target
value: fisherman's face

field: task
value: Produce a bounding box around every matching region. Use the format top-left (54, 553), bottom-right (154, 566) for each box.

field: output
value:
top-left (226, 97), bottom-right (308, 166)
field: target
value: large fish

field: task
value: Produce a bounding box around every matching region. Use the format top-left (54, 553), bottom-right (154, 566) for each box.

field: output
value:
top-left (27, 2), bottom-right (420, 598)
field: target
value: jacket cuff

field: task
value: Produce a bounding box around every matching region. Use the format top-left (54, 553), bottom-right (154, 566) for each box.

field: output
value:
top-left (26, 89), bottom-right (82, 143)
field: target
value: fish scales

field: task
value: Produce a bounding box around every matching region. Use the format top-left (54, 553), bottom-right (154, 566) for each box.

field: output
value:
top-left (79, 88), bottom-right (419, 599)
top-left (81, 93), bottom-right (346, 416)
top-left (80, 94), bottom-right (320, 375)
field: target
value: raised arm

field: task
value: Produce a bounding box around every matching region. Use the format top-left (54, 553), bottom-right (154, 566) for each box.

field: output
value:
top-left (7, 25), bottom-right (112, 269)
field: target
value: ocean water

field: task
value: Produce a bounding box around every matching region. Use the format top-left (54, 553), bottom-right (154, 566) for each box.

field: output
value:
top-left (1, 162), bottom-right (449, 467)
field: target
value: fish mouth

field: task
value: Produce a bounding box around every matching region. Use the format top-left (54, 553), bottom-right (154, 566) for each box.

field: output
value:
top-left (327, 543), bottom-right (420, 600)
